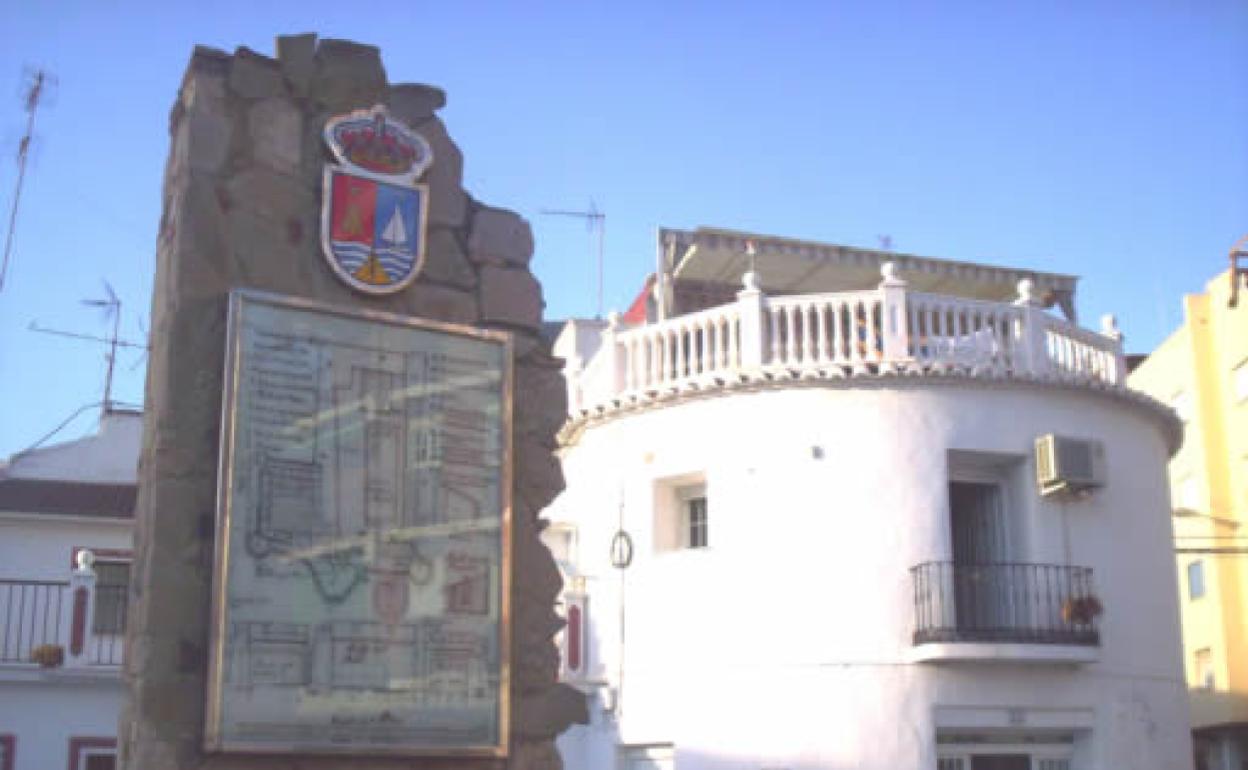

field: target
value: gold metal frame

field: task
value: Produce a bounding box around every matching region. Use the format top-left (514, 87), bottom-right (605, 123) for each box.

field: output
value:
top-left (204, 289), bottom-right (513, 757)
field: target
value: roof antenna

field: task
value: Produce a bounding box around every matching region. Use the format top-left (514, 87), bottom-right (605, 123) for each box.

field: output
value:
top-left (877, 234), bottom-right (894, 251)
top-left (541, 201), bottom-right (606, 318)
top-left (1, 68), bottom-right (54, 293)
top-left (28, 280), bottom-right (148, 411)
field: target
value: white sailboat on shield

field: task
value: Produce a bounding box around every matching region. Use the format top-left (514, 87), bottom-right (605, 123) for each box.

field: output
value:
top-left (380, 206), bottom-right (407, 246)
top-left (354, 205), bottom-right (408, 286)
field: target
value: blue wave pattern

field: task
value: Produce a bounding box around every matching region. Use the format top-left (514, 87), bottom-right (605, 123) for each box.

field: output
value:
top-left (328, 172), bottom-right (423, 284)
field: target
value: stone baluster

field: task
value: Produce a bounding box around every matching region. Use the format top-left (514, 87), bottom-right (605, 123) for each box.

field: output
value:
top-left (1013, 278), bottom-right (1051, 379)
top-left (599, 312), bottom-right (625, 399)
top-left (62, 549), bottom-right (98, 669)
top-left (878, 262), bottom-right (909, 365)
top-left (1100, 313), bottom-right (1126, 385)
top-left (736, 270), bottom-right (766, 369)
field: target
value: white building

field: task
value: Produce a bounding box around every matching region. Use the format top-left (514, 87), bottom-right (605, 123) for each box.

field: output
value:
top-left (544, 228), bottom-right (1192, 770)
top-left (0, 409), bottom-right (140, 770)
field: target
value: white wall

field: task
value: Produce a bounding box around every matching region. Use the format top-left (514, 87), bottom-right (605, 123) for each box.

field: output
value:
top-left (0, 515), bottom-right (131, 582)
top-left (0, 679), bottom-right (123, 770)
top-left (549, 382), bottom-right (1191, 769)
top-left (2, 411), bottom-right (141, 484)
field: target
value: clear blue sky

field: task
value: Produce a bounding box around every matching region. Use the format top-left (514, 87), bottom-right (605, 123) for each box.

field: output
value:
top-left (0, 1), bottom-right (1244, 460)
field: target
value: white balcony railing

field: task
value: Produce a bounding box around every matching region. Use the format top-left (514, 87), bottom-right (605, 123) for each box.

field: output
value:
top-left (568, 264), bottom-right (1125, 416)
top-left (0, 551), bottom-right (125, 670)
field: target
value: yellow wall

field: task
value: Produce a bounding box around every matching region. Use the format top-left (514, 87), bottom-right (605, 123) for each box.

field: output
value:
top-left (1129, 268), bottom-right (1248, 730)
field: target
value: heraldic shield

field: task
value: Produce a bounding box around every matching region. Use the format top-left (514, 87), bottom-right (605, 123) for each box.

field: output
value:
top-left (321, 106), bottom-right (433, 295)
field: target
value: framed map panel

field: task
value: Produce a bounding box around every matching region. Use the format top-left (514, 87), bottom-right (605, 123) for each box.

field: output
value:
top-left (204, 290), bottom-right (511, 756)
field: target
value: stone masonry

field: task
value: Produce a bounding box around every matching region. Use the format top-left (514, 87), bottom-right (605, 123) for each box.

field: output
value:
top-left (120, 35), bottom-right (585, 770)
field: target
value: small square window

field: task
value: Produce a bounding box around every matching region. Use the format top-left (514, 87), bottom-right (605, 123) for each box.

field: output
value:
top-left (1188, 561), bottom-right (1206, 600)
top-left (685, 496), bottom-right (708, 549)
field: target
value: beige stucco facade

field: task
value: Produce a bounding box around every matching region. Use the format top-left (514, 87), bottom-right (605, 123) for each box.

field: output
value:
top-left (1129, 267), bottom-right (1248, 767)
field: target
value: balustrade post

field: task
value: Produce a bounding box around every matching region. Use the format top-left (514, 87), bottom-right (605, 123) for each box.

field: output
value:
top-left (1013, 279), bottom-right (1050, 378)
top-left (63, 549), bottom-right (97, 669)
top-left (600, 312), bottom-right (626, 397)
top-left (878, 262), bottom-right (910, 364)
top-left (1100, 314), bottom-right (1126, 385)
top-left (736, 271), bottom-right (766, 369)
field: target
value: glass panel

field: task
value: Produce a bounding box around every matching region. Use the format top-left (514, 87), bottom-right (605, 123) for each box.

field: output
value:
top-left (208, 293), bottom-right (510, 753)
top-left (687, 497), bottom-right (708, 548)
top-left (85, 754), bottom-right (116, 770)
top-left (1189, 561), bottom-right (1206, 599)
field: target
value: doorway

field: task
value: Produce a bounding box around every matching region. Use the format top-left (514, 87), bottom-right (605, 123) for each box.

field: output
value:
top-left (949, 480), bottom-right (1009, 635)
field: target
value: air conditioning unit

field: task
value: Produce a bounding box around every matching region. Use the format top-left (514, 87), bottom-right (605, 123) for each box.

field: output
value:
top-left (1035, 434), bottom-right (1106, 496)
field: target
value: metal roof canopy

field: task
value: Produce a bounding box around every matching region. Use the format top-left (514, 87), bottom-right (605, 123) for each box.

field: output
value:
top-left (659, 227), bottom-right (1079, 321)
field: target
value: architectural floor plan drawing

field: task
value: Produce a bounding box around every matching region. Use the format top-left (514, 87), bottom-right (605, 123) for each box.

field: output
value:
top-left (209, 294), bottom-right (509, 752)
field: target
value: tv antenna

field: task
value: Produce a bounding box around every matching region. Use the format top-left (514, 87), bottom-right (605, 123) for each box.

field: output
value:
top-left (28, 280), bottom-right (148, 410)
top-left (1, 68), bottom-right (54, 293)
top-left (541, 201), bottom-right (606, 318)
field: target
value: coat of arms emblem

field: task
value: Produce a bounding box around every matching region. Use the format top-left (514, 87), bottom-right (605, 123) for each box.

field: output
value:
top-left (321, 106), bottom-right (433, 294)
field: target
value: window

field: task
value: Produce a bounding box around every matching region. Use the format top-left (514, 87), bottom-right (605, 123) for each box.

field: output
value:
top-left (68, 738), bottom-right (116, 770)
top-left (654, 477), bottom-right (708, 553)
top-left (1172, 390), bottom-right (1193, 422)
top-left (1188, 561), bottom-right (1206, 600)
top-left (92, 561), bottom-right (130, 635)
top-left (685, 495), bottom-right (708, 549)
top-left (1234, 360), bottom-right (1248, 403)
top-left (1195, 647), bottom-right (1214, 690)
top-left (937, 728), bottom-right (1074, 769)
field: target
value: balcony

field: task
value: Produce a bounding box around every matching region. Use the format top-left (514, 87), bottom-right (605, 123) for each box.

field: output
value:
top-left (564, 265), bottom-right (1127, 422)
top-left (909, 561), bottom-right (1101, 664)
top-left (0, 563), bottom-right (127, 674)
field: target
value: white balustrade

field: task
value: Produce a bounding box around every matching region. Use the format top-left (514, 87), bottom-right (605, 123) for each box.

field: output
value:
top-left (568, 265), bottom-right (1126, 414)
top-left (1040, 316), bottom-right (1124, 385)
top-left (906, 293), bottom-right (1023, 373)
top-left (616, 304), bottom-right (744, 394)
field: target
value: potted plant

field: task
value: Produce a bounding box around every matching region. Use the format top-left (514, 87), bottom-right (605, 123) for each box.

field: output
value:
top-left (30, 643), bottom-right (64, 668)
top-left (1061, 596), bottom-right (1104, 625)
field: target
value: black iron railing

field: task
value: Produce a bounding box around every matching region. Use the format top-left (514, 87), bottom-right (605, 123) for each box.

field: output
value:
top-left (0, 579), bottom-right (67, 663)
top-left (911, 562), bottom-right (1100, 646)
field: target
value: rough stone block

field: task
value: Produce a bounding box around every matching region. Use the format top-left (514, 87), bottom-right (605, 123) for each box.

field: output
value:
top-left (389, 82), bottom-right (446, 123)
top-left (312, 38), bottom-right (387, 113)
top-left (422, 227), bottom-right (477, 290)
top-left (480, 266), bottom-right (543, 329)
top-left (170, 106), bottom-right (232, 179)
top-left (514, 444), bottom-right (565, 513)
top-left (509, 741), bottom-right (563, 770)
top-left (469, 207), bottom-right (535, 267)
top-left (514, 685), bottom-right (589, 739)
top-left (275, 33), bottom-right (316, 96)
top-left (402, 283), bottom-right (479, 325)
top-left (221, 167), bottom-right (313, 227)
top-left (515, 359), bottom-right (569, 440)
top-left (248, 98), bottom-right (302, 172)
top-left (228, 47), bottom-right (283, 100)
top-left (181, 67), bottom-right (226, 115)
top-left (413, 116), bottom-right (468, 226)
